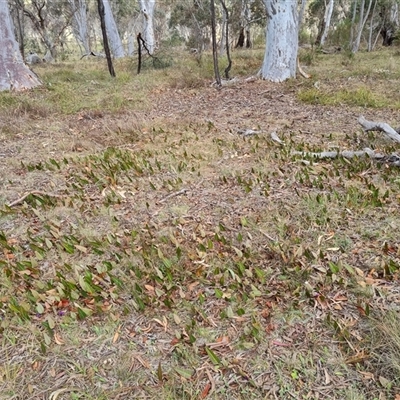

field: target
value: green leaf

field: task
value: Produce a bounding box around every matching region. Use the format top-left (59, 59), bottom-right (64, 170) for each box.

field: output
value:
top-left (251, 285), bottom-right (262, 297)
top-left (174, 367), bottom-right (194, 379)
top-left (46, 315), bottom-right (56, 330)
top-left (157, 361), bottom-right (163, 382)
top-left (329, 262), bottom-right (340, 274)
top-left (62, 242), bottom-right (75, 254)
top-left (343, 263), bottom-right (355, 275)
top-left (205, 347), bottom-right (221, 366)
top-left (77, 306), bottom-right (92, 319)
top-left (36, 303), bottom-right (44, 314)
top-left (43, 332), bottom-right (52, 345)
top-left (79, 276), bottom-right (93, 293)
top-left (226, 306), bottom-right (234, 318)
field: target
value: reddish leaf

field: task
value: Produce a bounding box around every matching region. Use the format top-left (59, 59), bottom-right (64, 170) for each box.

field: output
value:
top-left (200, 383), bottom-right (211, 399)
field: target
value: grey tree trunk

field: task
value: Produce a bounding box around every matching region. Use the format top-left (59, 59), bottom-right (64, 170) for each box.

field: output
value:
top-left (367, 0), bottom-right (378, 51)
top-left (103, 0), bottom-right (125, 58)
top-left (0, 3), bottom-right (41, 91)
top-left (69, 0), bottom-right (90, 54)
top-left (139, 0), bottom-right (156, 54)
top-left (236, 0), bottom-right (254, 48)
top-left (261, 0), bottom-right (298, 82)
top-left (349, 0), bottom-right (358, 47)
top-left (320, 0), bottom-right (335, 45)
top-left (352, 0), bottom-right (373, 53)
top-left (298, 0), bottom-right (308, 30)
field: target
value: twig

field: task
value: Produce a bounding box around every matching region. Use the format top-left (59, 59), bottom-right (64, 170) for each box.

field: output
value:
top-left (7, 191), bottom-right (62, 208)
top-left (297, 58), bottom-right (311, 79)
top-left (157, 189), bottom-right (188, 204)
top-left (270, 131), bottom-right (283, 144)
top-left (205, 369), bottom-right (216, 397)
top-left (259, 230), bottom-right (277, 242)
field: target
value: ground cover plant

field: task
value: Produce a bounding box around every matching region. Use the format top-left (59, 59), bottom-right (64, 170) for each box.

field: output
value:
top-left (1, 48), bottom-right (400, 399)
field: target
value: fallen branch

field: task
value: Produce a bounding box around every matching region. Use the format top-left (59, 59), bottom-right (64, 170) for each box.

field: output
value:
top-left (237, 128), bottom-right (261, 136)
top-left (297, 59), bottom-right (311, 79)
top-left (7, 191), bottom-right (62, 208)
top-left (292, 147), bottom-right (380, 159)
top-left (157, 189), bottom-right (188, 204)
top-left (358, 116), bottom-right (400, 143)
top-left (292, 148), bottom-right (400, 166)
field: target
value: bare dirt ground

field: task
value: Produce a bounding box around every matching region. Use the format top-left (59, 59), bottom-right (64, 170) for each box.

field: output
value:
top-left (1, 71), bottom-right (400, 400)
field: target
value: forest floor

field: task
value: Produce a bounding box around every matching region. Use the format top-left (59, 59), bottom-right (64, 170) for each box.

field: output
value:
top-left (1, 48), bottom-right (400, 399)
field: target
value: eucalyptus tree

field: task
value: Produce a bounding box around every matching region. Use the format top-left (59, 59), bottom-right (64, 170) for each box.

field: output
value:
top-left (261, 0), bottom-right (298, 82)
top-left (319, 0), bottom-right (335, 45)
top-left (15, 0), bottom-right (74, 60)
top-left (0, 2), bottom-right (41, 91)
top-left (9, 0), bottom-right (26, 58)
top-left (235, 0), bottom-right (255, 47)
top-left (139, 0), bottom-right (156, 54)
top-left (379, 0), bottom-right (399, 46)
top-left (68, 0), bottom-right (90, 54)
top-left (311, 0), bottom-right (335, 46)
top-left (169, 0), bottom-right (211, 51)
top-left (102, 0), bottom-right (125, 57)
top-left (351, 0), bottom-right (374, 52)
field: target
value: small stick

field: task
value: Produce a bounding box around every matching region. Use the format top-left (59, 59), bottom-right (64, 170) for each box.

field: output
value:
top-left (157, 189), bottom-right (188, 204)
top-left (205, 369), bottom-right (216, 397)
top-left (259, 230), bottom-right (277, 242)
top-left (6, 191), bottom-right (62, 208)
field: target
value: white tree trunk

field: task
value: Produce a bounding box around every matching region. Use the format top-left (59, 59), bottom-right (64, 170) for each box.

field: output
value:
top-left (103, 0), bottom-right (125, 58)
top-left (320, 0), bottom-right (335, 45)
top-left (367, 0), bottom-right (378, 51)
top-left (139, 0), bottom-right (156, 54)
top-left (352, 0), bottom-right (373, 53)
top-left (0, 3), bottom-right (41, 91)
top-left (69, 0), bottom-right (91, 54)
top-left (261, 0), bottom-right (298, 82)
top-left (349, 0), bottom-right (358, 47)
top-left (390, 2), bottom-right (399, 26)
top-left (298, 0), bottom-right (308, 30)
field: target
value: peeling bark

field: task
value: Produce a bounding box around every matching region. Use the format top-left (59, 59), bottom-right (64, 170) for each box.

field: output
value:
top-left (0, 4), bottom-right (41, 91)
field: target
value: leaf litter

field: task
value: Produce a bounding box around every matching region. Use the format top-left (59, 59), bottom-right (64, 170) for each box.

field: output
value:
top-left (1, 63), bottom-right (400, 399)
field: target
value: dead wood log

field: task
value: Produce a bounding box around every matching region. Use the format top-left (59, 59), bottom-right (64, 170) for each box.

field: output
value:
top-left (358, 116), bottom-right (400, 143)
top-left (292, 148), bottom-right (400, 166)
top-left (292, 147), bottom-right (381, 159)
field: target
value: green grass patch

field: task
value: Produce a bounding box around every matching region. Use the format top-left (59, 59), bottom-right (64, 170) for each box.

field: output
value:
top-left (297, 86), bottom-right (396, 108)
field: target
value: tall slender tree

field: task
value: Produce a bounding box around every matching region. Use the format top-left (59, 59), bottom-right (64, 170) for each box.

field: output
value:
top-left (0, 2), bottom-right (41, 91)
top-left (98, 0), bottom-right (116, 76)
top-left (139, 0), bottom-right (156, 54)
top-left (210, 0), bottom-right (221, 86)
top-left (69, 0), bottom-right (91, 55)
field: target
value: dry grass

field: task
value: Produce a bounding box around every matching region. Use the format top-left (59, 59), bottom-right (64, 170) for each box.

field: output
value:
top-left (1, 47), bottom-right (400, 399)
